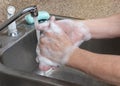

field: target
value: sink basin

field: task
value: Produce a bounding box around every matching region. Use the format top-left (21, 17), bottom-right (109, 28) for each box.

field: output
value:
top-left (0, 15), bottom-right (114, 86)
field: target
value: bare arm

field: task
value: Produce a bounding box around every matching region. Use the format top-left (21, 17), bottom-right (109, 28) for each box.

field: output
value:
top-left (67, 14), bottom-right (120, 85)
top-left (38, 14), bottom-right (120, 85)
top-left (67, 48), bottom-right (120, 85)
top-left (82, 14), bottom-right (120, 39)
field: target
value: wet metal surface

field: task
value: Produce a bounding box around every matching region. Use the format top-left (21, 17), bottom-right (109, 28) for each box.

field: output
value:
top-left (0, 16), bottom-right (114, 86)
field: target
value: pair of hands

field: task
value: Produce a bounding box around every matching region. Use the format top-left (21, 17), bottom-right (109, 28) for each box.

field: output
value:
top-left (36, 16), bottom-right (91, 68)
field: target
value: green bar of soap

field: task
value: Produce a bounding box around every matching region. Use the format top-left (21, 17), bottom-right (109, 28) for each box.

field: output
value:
top-left (25, 14), bottom-right (34, 24)
top-left (25, 11), bottom-right (50, 24)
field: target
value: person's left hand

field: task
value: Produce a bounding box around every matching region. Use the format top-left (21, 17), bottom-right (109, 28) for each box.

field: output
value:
top-left (36, 16), bottom-right (91, 47)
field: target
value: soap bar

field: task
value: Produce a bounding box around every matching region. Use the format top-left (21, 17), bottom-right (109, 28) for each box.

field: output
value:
top-left (25, 11), bottom-right (50, 24)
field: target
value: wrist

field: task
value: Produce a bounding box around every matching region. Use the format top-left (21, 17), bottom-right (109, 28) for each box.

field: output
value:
top-left (66, 47), bottom-right (94, 72)
top-left (82, 19), bottom-right (100, 39)
top-left (67, 20), bottom-right (92, 47)
top-left (75, 20), bottom-right (92, 46)
top-left (79, 21), bottom-right (92, 41)
top-left (66, 47), bottom-right (80, 67)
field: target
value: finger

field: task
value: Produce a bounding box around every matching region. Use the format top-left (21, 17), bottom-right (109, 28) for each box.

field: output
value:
top-left (35, 16), bottom-right (56, 31)
top-left (43, 29), bottom-right (62, 40)
top-left (50, 16), bottom-right (55, 22)
top-left (44, 25), bottom-right (69, 44)
top-left (56, 19), bottom-right (74, 33)
top-left (49, 16), bottom-right (63, 34)
top-left (35, 21), bottom-right (50, 31)
top-left (40, 36), bottom-right (50, 45)
top-left (40, 45), bottom-right (50, 58)
top-left (40, 36), bottom-right (60, 53)
top-left (40, 36), bottom-right (56, 50)
top-left (50, 21), bottom-right (64, 35)
top-left (39, 64), bottom-right (52, 71)
top-left (44, 30), bottom-right (54, 37)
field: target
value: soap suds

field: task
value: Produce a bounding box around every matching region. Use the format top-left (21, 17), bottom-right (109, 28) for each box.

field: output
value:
top-left (50, 22), bottom-right (62, 34)
top-left (34, 17), bottom-right (58, 76)
top-left (79, 22), bottom-right (91, 41)
top-left (38, 56), bottom-right (58, 66)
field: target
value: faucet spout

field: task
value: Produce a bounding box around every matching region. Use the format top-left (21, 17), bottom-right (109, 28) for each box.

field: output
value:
top-left (22, 5), bottom-right (38, 17)
top-left (0, 5), bottom-right (38, 31)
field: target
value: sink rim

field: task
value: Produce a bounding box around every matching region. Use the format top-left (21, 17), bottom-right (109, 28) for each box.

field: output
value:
top-left (0, 15), bottom-right (85, 86)
top-left (0, 62), bottom-right (81, 86)
top-left (0, 24), bottom-right (81, 86)
top-left (0, 41), bottom-right (81, 86)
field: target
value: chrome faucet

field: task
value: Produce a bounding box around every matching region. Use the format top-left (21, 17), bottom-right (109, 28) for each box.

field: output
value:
top-left (0, 5), bottom-right (38, 36)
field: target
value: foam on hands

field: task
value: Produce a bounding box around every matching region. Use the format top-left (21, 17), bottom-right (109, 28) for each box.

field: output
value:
top-left (51, 23), bottom-right (62, 34)
top-left (34, 15), bottom-right (59, 76)
top-left (79, 22), bottom-right (91, 41)
top-left (48, 22), bottom-right (62, 34)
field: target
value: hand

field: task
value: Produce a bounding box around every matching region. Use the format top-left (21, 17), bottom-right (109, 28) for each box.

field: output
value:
top-left (56, 19), bottom-right (91, 46)
top-left (36, 16), bottom-right (91, 46)
top-left (36, 45), bottom-right (58, 71)
top-left (39, 18), bottom-right (76, 64)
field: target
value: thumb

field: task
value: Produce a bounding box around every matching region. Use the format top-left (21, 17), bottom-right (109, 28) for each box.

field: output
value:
top-left (35, 16), bottom-right (56, 31)
top-left (35, 21), bottom-right (50, 31)
top-left (50, 16), bottom-right (56, 22)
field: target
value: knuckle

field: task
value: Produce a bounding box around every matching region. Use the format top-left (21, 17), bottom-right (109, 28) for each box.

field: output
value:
top-left (40, 37), bottom-right (47, 44)
top-left (45, 30), bottom-right (53, 36)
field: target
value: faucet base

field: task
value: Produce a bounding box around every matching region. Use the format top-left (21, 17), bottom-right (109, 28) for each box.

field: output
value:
top-left (8, 31), bottom-right (18, 37)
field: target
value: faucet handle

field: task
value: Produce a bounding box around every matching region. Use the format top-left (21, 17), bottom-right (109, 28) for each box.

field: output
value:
top-left (7, 6), bottom-right (15, 15)
top-left (7, 6), bottom-right (18, 37)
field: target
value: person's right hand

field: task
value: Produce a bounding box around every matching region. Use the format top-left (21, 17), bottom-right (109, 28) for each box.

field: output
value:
top-left (39, 17), bottom-right (75, 65)
top-left (36, 16), bottom-right (91, 46)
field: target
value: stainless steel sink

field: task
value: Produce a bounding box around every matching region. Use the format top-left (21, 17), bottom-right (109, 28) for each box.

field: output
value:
top-left (0, 15), bottom-right (114, 86)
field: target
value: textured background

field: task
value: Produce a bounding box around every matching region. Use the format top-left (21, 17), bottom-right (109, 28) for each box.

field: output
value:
top-left (0, 0), bottom-right (120, 23)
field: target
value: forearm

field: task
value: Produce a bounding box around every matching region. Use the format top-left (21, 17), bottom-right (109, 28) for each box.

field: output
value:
top-left (67, 48), bottom-right (120, 85)
top-left (81, 14), bottom-right (120, 39)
